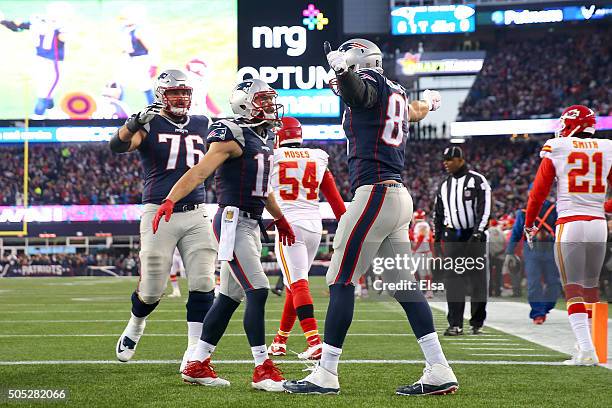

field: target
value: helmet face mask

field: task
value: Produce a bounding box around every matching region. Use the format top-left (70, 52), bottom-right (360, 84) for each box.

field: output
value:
top-left (230, 79), bottom-right (283, 126)
top-left (162, 88), bottom-right (192, 117)
top-left (154, 69), bottom-right (192, 117)
top-left (555, 105), bottom-right (596, 138)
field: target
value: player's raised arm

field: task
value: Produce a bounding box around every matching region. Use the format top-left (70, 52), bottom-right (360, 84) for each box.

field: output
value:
top-left (109, 103), bottom-right (163, 153)
top-left (324, 40), bottom-right (378, 109)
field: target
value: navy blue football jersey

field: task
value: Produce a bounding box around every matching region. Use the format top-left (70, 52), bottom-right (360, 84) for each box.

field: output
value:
top-left (207, 119), bottom-right (275, 214)
top-left (137, 114), bottom-right (209, 205)
top-left (343, 69), bottom-right (409, 192)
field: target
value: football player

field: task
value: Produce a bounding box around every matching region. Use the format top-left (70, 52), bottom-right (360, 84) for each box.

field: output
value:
top-left (153, 79), bottom-right (296, 391)
top-left (410, 210), bottom-right (434, 298)
top-left (0, 1), bottom-right (73, 118)
top-left (524, 105), bottom-right (611, 365)
top-left (267, 117), bottom-right (346, 360)
top-left (110, 69), bottom-right (217, 373)
top-left (168, 248), bottom-right (184, 298)
top-left (116, 6), bottom-right (158, 104)
top-left (284, 39), bottom-right (457, 396)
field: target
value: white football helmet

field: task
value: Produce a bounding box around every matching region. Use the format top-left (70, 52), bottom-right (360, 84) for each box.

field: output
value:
top-left (154, 69), bottom-right (192, 116)
top-left (338, 38), bottom-right (383, 73)
top-left (229, 79), bottom-right (282, 126)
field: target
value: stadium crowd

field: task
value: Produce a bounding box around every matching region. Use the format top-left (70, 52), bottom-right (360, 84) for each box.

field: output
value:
top-left (458, 31), bottom-right (611, 120)
top-left (1, 252), bottom-right (140, 276)
top-left (1, 138), bottom-right (541, 219)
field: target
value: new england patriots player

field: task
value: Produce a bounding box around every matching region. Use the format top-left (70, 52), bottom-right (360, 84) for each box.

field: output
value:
top-left (284, 39), bottom-right (458, 396)
top-left (110, 69), bottom-right (217, 372)
top-left (153, 78), bottom-right (296, 391)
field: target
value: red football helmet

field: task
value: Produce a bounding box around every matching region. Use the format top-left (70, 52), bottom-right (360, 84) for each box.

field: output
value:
top-left (413, 209), bottom-right (426, 222)
top-left (276, 117), bottom-right (302, 147)
top-left (556, 105), bottom-right (596, 138)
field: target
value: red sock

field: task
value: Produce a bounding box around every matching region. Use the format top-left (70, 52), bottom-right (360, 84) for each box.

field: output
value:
top-left (278, 288), bottom-right (297, 335)
top-left (300, 318), bottom-right (321, 346)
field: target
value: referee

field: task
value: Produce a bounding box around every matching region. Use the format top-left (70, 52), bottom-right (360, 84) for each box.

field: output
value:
top-left (434, 146), bottom-right (491, 336)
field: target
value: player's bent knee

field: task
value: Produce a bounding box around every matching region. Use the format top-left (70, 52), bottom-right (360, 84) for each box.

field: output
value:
top-left (137, 292), bottom-right (162, 305)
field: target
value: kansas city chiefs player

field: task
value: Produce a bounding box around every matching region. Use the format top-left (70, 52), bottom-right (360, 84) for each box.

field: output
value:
top-left (525, 105), bottom-right (611, 366)
top-left (267, 117), bottom-right (346, 360)
top-left (410, 210), bottom-right (434, 298)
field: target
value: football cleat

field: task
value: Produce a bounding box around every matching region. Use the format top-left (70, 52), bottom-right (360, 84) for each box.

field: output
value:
top-left (396, 364), bottom-right (458, 396)
top-left (252, 359), bottom-right (285, 392)
top-left (115, 320), bottom-right (146, 362)
top-left (180, 345), bottom-right (196, 373)
top-left (283, 363), bottom-right (340, 395)
top-left (443, 326), bottom-right (464, 336)
top-left (297, 343), bottom-right (322, 360)
top-left (168, 290), bottom-right (181, 298)
top-left (267, 334), bottom-right (288, 356)
top-left (471, 326), bottom-right (484, 335)
top-left (533, 316), bottom-right (546, 325)
top-left (181, 358), bottom-right (230, 386)
top-left (563, 350), bottom-right (599, 366)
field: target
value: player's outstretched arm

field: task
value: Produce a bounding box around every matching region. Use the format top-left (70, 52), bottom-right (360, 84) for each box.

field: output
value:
top-left (152, 140), bottom-right (241, 233)
top-left (167, 141), bottom-right (239, 204)
top-left (409, 90), bottom-right (441, 122)
top-left (265, 193), bottom-right (296, 246)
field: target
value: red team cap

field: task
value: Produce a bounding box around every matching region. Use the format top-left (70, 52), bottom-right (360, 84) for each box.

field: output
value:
top-left (276, 117), bottom-right (303, 147)
top-left (556, 105), bottom-right (596, 138)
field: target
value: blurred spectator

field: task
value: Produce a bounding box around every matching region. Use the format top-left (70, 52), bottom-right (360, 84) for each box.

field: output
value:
top-left (0, 138), bottom-right (542, 219)
top-left (459, 31), bottom-right (611, 120)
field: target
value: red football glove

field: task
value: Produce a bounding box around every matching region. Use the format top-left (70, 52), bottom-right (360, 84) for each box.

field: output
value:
top-left (271, 216), bottom-right (295, 246)
top-left (152, 199), bottom-right (174, 234)
top-left (605, 199), bottom-right (612, 214)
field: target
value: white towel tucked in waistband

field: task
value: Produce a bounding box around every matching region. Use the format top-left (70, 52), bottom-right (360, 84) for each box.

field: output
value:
top-left (218, 206), bottom-right (239, 261)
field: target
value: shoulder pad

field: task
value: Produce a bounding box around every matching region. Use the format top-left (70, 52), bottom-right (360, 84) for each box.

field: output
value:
top-left (208, 119), bottom-right (245, 146)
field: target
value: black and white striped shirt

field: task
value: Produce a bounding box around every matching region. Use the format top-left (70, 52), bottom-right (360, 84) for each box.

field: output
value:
top-left (434, 166), bottom-right (491, 237)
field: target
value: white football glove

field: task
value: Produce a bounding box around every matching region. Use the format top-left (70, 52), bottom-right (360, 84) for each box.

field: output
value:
top-left (326, 50), bottom-right (348, 75)
top-left (502, 254), bottom-right (518, 276)
top-left (423, 89), bottom-right (441, 111)
top-left (136, 102), bottom-right (163, 125)
top-left (524, 226), bottom-right (538, 249)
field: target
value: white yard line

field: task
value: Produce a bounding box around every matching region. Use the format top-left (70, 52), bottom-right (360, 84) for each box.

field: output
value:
top-left (468, 353), bottom-right (557, 357)
top-left (462, 348), bottom-right (536, 351)
top-left (0, 333), bottom-right (434, 338)
top-left (0, 359), bottom-right (574, 366)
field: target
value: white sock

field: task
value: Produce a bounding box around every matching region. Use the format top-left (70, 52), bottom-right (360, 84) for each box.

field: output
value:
top-left (251, 345), bottom-right (268, 366)
top-left (171, 279), bottom-right (180, 292)
top-left (320, 343), bottom-right (342, 375)
top-left (126, 313), bottom-right (146, 337)
top-left (568, 313), bottom-right (595, 352)
top-left (192, 340), bottom-right (216, 362)
top-left (187, 322), bottom-right (203, 347)
top-left (417, 332), bottom-right (449, 367)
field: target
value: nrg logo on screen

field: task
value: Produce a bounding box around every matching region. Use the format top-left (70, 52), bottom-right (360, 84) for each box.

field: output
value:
top-left (251, 3), bottom-right (329, 56)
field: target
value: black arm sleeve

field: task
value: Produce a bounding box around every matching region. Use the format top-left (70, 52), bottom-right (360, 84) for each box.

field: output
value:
top-left (1, 20), bottom-right (31, 31)
top-left (336, 70), bottom-right (378, 109)
top-left (109, 130), bottom-right (131, 153)
top-left (433, 188), bottom-right (444, 241)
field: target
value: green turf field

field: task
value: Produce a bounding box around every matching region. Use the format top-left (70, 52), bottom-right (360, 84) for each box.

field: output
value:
top-left (0, 277), bottom-right (610, 407)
